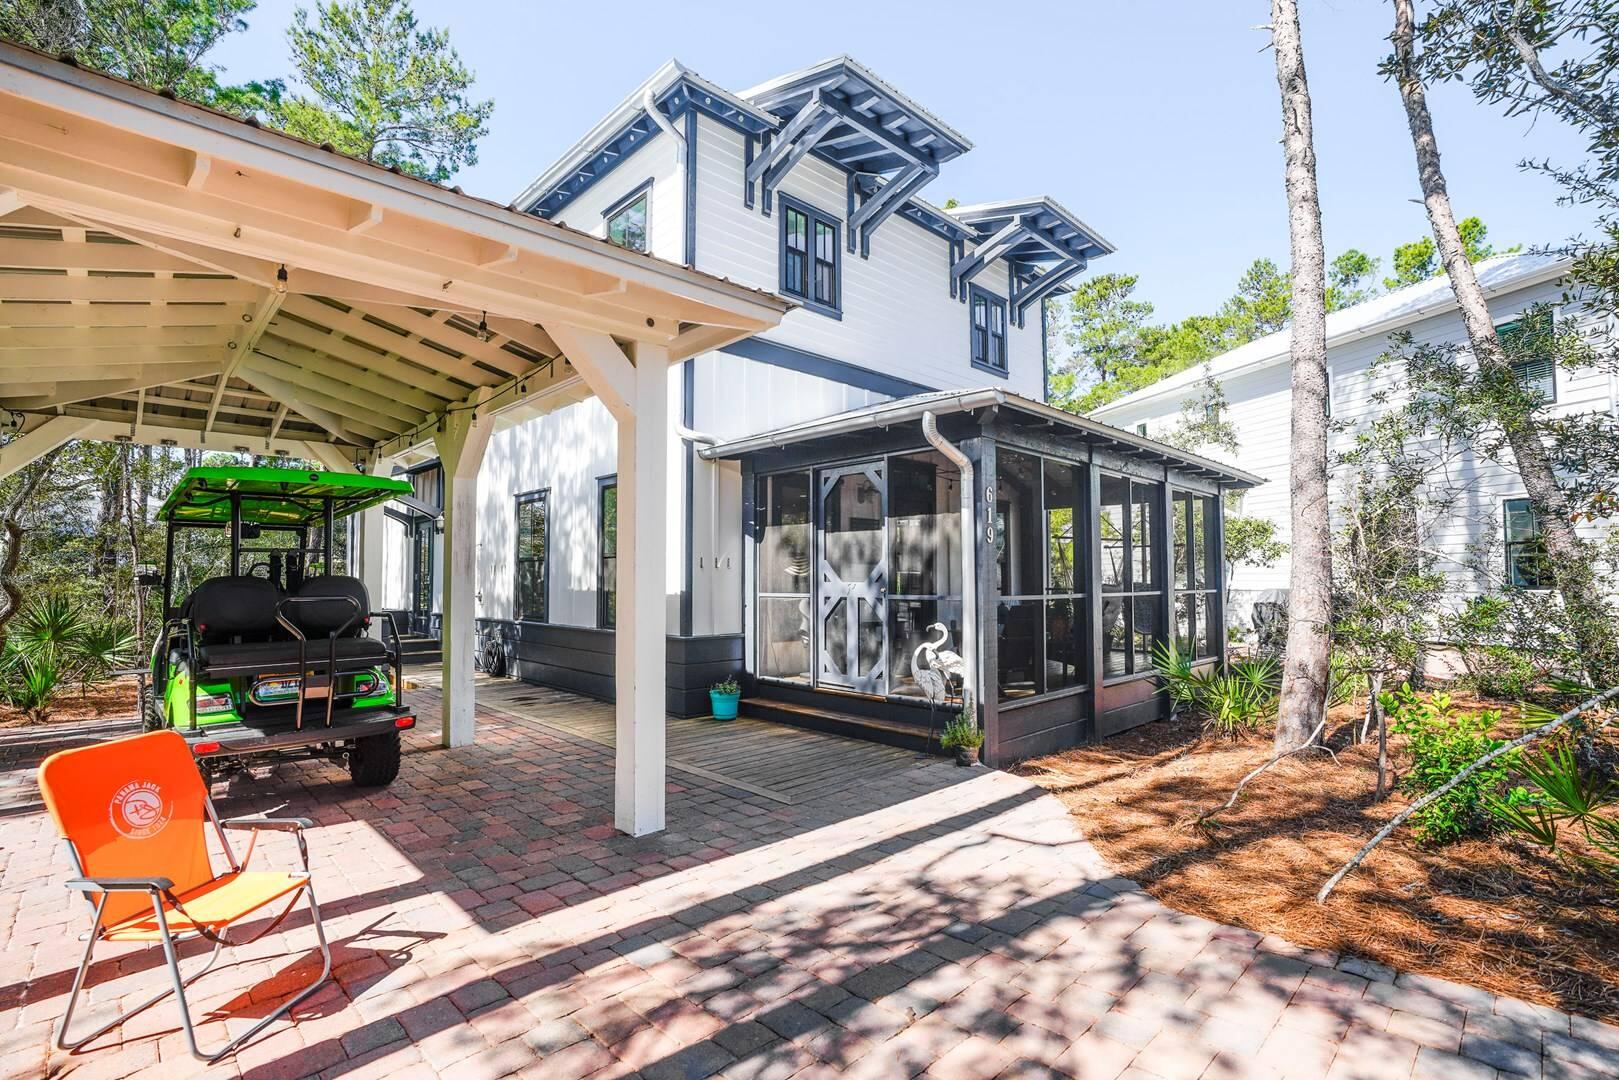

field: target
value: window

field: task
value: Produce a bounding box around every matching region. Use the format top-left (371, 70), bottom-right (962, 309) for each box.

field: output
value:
top-left (598, 479), bottom-right (617, 628)
top-left (970, 285), bottom-right (1008, 375)
top-left (779, 197), bottom-right (840, 317)
top-left (756, 472), bottom-right (812, 682)
top-left (994, 450), bottom-right (1087, 702)
top-left (1100, 473), bottom-right (1163, 678)
top-left (603, 182), bottom-right (650, 253)
top-left (1498, 309), bottom-right (1556, 401)
top-left (1504, 497), bottom-right (1553, 589)
top-left (1173, 491), bottom-right (1220, 660)
top-left (515, 490), bottom-right (549, 621)
top-left (1135, 423), bottom-right (1148, 437)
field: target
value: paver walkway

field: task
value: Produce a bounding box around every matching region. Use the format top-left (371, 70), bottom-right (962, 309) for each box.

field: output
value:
top-left (1, 685), bottom-right (1614, 1079)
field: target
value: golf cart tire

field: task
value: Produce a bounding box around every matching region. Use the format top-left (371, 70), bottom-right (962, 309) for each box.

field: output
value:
top-left (349, 730), bottom-right (401, 787)
top-left (142, 690), bottom-right (167, 734)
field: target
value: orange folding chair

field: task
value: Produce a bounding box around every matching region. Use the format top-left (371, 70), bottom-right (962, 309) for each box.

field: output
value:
top-left (37, 729), bottom-right (331, 1061)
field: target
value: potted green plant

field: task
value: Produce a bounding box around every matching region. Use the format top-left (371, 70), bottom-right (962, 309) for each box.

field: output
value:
top-left (939, 694), bottom-right (983, 766)
top-left (709, 675), bottom-right (741, 721)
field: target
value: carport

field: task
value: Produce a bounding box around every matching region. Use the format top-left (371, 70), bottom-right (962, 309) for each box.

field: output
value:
top-left (0, 42), bottom-right (789, 835)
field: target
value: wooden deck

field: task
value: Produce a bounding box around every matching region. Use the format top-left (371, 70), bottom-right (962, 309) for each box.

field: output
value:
top-left (409, 671), bottom-right (931, 805)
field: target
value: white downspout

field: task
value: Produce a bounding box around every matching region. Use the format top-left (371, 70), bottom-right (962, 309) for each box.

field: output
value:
top-left (922, 411), bottom-right (978, 714)
top-left (643, 86), bottom-right (686, 166)
top-left (677, 422), bottom-right (723, 613)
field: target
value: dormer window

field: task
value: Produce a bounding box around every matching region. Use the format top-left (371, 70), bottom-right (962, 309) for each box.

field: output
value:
top-left (970, 285), bottom-right (1007, 375)
top-left (603, 181), bottom-right (651, 253)
top-left (779, 196), bottom-right (840, 318)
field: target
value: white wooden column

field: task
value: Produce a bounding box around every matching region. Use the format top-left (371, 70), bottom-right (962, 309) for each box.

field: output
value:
top-left (614, 342), bottom-right (670, 836)
top-left (433, 393), bottom-right (493, 748)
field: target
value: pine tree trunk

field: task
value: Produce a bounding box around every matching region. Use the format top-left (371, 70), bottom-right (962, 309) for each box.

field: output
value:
top-left (1272, 0), bottom-right (1333, 753)
top-left (1391, 0), bottom-right (1619, 690)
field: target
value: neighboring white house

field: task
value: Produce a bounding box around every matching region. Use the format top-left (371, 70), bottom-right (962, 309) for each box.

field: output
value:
top-left (359, 56), bottom-right (1264, 761)
top-left (1089, 253), bottom-right (1619, 627)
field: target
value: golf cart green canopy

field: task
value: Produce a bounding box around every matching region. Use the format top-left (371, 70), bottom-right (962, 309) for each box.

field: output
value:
top-left (158, 467), bottom-right (412, 526)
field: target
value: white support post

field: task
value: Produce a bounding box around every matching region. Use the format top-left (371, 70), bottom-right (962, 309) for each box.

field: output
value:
top-left (433, 392), bottom-right (493, 748)
top-left (614, 342), bottom-right (670, 836)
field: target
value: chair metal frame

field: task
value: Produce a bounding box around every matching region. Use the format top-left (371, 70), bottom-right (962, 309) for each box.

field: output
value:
top-left (54, 794), bottom-right (331, 1062)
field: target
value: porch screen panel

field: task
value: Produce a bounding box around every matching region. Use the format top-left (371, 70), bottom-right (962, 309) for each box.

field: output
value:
top-left (995, 451), bottom-right (1087, 702)
top-left (756, 472), bottom-right (812, 682)
top-left (1173, 492), bottom-right (1219, 660)
top-left (888, 451), bottom-right (963, 703)
top-left (1100, 473), bottom-right (1163, 678)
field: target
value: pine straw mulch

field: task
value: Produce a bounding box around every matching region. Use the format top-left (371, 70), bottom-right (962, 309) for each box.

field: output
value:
top-left (1018, 704), bottom-right (1619, 1025)
top-left (0, 675), bottom-right (140, 728)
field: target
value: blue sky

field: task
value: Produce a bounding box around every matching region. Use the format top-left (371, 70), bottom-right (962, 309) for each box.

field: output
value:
top-left (210, 0), bottom-right (1595, 323)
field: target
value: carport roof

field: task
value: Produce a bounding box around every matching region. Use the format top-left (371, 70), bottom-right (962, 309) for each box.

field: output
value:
top-left (0, 42), bottom-right (790, 466)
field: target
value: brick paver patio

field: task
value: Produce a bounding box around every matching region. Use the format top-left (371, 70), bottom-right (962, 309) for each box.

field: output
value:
top-left (2, 686), bottom-right (1615, 1079)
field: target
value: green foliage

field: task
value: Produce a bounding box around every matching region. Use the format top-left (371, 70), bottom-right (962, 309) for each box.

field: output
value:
top-left (272, 0), bottom-right (493, 181)
top-left (1488, 739), bottom-right (1619, 879)
top-left (0, 0), bottom-right (264, 108)
top-left (1327, 249), bottom-right (1381, 311)
top-left (940, 714), bottom-right (983, 750)
top-left (1221, 509), bottom-right (1286, 588)
top-left (711, 675), bottom-right (740, 696)
top-left (3, 650), bottom-right (64, 724)
top-left (1385, 684), bottom-right (1514, 845)
top-left (1151, 641), bottom-right (1279, 737)
top-left (0, 593), bottom-right (135, 721)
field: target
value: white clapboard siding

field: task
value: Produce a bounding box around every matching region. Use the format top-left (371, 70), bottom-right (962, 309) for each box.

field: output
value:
top-left (1095, 268), bottom-right (1619, 611)
top-left (550, 130), bottom-right (684, 262)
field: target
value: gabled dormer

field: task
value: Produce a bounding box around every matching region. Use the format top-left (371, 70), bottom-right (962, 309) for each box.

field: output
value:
top-left (740, 57), bottom-right (972, 257)
top-left (949, 198), bottom-right (1115, 328)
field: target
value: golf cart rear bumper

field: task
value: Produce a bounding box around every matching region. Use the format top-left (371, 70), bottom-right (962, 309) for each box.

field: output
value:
top-left (181, 708), bottom-right (415, 759)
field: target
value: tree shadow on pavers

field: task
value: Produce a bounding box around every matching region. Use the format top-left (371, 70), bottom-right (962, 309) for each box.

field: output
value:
top-left (231, 779), bottom-right (1353, 1080)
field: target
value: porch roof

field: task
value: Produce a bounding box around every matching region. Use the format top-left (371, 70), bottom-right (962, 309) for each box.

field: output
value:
top-left (699, 387), bottom-right (1266, 488)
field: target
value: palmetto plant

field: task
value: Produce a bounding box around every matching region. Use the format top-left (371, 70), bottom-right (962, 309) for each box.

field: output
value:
top-left (1488, 741), bottom-right (1619, 879)
top-left (1, 594), bottom-right (136, 723)
top-left (1152, 641), bottom-right (1280, 737)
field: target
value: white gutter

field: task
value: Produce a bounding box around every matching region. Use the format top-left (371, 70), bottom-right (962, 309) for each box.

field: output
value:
top-left (922, 411), bottom-right (978, 715)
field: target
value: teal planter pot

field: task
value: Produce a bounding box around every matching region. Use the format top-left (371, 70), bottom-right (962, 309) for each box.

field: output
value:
top-left (709, 690), bottom-right (740, 720)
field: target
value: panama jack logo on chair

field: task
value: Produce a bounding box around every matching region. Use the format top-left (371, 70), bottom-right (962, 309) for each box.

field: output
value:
top-left (108, 780), bottom-right (170, 839)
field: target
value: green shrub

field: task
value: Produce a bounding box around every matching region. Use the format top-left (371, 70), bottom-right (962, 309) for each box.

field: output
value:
top-left (1152, 641), bottom-right (1279, 737)
top-left (5, 652), bottom-right (64, 724)
top-left (1488, 740), bottom-right (1619, 879)
top-left (1385, 683), bottom-right (1514, 844)
top-left (1, 594), bottom-right (136, 721)
top-left (711, 675), bottom-right (740, 696)
top-left (940, 693), bottom-right (983, 750)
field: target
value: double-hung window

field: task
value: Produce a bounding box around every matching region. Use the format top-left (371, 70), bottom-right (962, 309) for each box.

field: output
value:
top-left (970, 286), bottom-right (1008, 375)
top-left (1497, 309), bottom-right (1556, 401)
top-left (515, 489), bottom-right (550, 622)
top-left (779, 196), bottom-right (840, 317)
top-left (603, 182), bottom-right (650, 253)
top-left (598, 478), bottom-right (617, 629)
top-left (1504, 497), bottom-right (1553, 589)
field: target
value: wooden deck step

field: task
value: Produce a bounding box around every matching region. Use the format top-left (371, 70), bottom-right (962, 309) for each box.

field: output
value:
top-left (739, 696), bottom-right (943, 754)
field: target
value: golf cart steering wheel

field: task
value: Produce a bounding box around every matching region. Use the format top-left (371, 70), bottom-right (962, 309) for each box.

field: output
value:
top-left (246, 561), bottom-right (273, 579)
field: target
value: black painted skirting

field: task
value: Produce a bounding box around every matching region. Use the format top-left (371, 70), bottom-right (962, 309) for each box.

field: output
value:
top-left (474, 618), bottom-right (742, 718)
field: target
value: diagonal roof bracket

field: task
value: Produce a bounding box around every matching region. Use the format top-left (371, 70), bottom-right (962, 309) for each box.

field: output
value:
top-left (950, 216), bottom-right (1031, 300)
top-left (746, 91), bottom-right (839, 217)
top-left (848, 163), bottom-right (937, 257)
top-left (1011, 258), bottom-right (1087, 327)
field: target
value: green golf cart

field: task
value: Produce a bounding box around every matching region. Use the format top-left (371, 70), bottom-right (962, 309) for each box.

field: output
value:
top-left (144, 466), bottom-right (416, 787)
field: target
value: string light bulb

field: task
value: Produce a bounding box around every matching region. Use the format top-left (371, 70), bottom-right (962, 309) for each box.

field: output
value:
top-left (475, 311), bottom-right (493, 343)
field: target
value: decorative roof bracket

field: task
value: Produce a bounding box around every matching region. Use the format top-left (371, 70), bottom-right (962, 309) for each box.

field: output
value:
top-left (1011, 258), bottom-right (1087, 327)
top-left (950, 216), bottom-right (1031, 300)
top-left (848, 163), bottom-right (937, 256)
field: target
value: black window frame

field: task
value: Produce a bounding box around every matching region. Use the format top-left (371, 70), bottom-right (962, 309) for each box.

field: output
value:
top-left (597, 475), bottom-right (617, 629)
top-left (515, 488), bottom-right (551, 623)
top-left (602, 178), bottom-right (652, 254)
top-left (969, 284), bottom-right (1009, 376)
top-left (1172, 490), bottom-right (1220, 661)
top-left (1503, 496), bottom-right (1554, 590)
top-left (1497, 310), bottom-right (1557, 403)
top-left (778, 194), bottom-right (841, 319)
top-left (1099, 473), bottom-right (1164, 680)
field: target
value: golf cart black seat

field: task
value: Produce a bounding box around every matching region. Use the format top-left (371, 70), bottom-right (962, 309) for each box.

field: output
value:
top-left (196, 636), bottom-right (389, 676)
top-left (285, 575), bottom-right (372, 639)
top-left (186, 576), bottom-right (283, 645)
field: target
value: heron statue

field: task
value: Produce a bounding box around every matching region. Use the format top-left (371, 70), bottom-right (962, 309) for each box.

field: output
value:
top-left (912, 623), bottom-right (966, 754)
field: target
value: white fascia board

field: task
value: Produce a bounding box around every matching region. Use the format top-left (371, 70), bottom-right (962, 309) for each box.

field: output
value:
top-left (1090, 253), bottom-right (1575, 418)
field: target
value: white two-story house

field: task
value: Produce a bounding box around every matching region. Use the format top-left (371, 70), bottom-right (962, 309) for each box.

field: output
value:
top-left (365, 57), bottom-right (1260, 763)
top-left (1091, 253), bottom-right (1619, 632)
